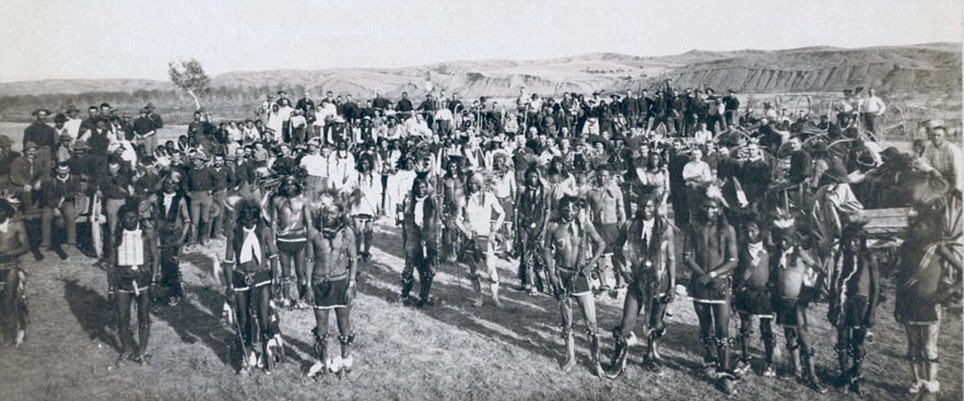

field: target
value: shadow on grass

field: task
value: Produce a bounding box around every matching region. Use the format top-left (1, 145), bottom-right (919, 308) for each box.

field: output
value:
top-left (63, 279), bottom-right (120, 352)
top-left (360, 225), bottom-right (714, 383)
top-left (150, 284), bottom-right (237, 368)
top-left (181, 251), bottom-right (217, 278)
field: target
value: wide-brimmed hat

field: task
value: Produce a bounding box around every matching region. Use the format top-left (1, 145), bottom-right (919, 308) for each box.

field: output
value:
top-left (0, 135), bottom-right (12, 147)
top-left (73, 140), bottom-right (89, 150)
top-left (145, 102), bottom-right (156, 109)
top-left (66, 104), bottom-right (80, 113)
top-left (24, 141), bottom-right (38, 150)
top-left (31, 108), bottom-right (51, 117)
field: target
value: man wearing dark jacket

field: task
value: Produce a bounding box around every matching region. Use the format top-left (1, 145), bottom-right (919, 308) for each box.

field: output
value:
top-left (42, 163), bottom-right (81, 258)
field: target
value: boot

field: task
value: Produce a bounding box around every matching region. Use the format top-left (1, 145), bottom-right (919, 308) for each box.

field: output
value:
top-left (588, 330), bottom-right (604, 377)
top-left (605, 328), bottom-right (629, 379)
top-left (561, 331), bottom-right (576, 372)
top-left (307, 329), bottom-right (329, 378)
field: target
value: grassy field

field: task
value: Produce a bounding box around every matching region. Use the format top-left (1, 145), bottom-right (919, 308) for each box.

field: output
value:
top-left (0, 218), bottom-right (960, 401)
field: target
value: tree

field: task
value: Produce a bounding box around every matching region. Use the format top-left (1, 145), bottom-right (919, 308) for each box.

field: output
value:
top-left (168, 59), bottom-right (210, 111)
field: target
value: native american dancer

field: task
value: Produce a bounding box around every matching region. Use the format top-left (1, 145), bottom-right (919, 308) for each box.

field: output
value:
top-left (682, 193), bottom-right (739, 394)
top-left (154, 176), bottom-right (191, 307)
top-left (397, 174), bottom-right (442, 307)
top-left (224, 199), bottom-right (279, 374)
top-left (107, 201), bottom-right (158, 366)
top-left (306, 192), bottom-right (358, 377)
top-left (827, 222), bottom-right (879, 395)
top-left (732, 217), bottom-right (777, 378)
top-left (0, 199), bottom-right (28, 347)
top-left (894, 171), bottom-right (962, 400)
top-left (455, 171), bottom-right (505, 307)
top-left (349, 153), bottom-right (381, 263)
top-left (270, 176), bottom-right (311, 309)
top-left (768, 214), bottom-right (828, 393)
top-left (606, 194), bottom-right (675, 378)
top-left (439, 156), bottom-right (465, 263)
top-left (544, 195), bottom-right (606, 376)
top-left (517, 165), bottom-right (551, 295)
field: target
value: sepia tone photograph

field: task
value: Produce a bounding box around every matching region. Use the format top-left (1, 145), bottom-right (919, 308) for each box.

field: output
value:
top-left (0, 0), bottom-right (961, 400)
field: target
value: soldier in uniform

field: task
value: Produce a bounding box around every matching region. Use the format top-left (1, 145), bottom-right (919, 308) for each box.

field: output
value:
top-left (306, 192), bottom-right (358, 377)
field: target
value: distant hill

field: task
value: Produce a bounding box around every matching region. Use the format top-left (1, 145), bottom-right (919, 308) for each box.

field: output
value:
top-left (1, 43), bottom-right (958, 100)
top-left (0, 79), bottom-right (174, 96)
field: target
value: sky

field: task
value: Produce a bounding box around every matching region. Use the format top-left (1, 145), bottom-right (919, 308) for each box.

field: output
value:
top-left (0, 0), bottom-right (960, 83)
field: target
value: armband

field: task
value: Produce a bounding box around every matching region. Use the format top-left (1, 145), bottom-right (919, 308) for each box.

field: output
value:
top-left (268, 254), bottom-right (279, 260)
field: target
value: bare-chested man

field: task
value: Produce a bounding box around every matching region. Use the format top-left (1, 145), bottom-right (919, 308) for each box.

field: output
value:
top-left (544, 195), bottom-right (606, 376)
top-left (828, 222), bottom-right (879, 395)
top-left (606, 194), bottom-right (675, 378)
top-left (733, 218), bottom-right (776, 378)
top-left (440, 156), bottom-right (465, 263)
top-left (108, 201), bottom-right (158, 366)
top-left (270, 176), bottom-right (312, 309)
top-left (683, 195), bottom-right (739, 394)
top-left (0, 199), bottom-right (29, 347)
top-left (455, 171), bottom-right (505, 307)
top-left (306, 192), bottom-right (358, 377)
top-left (769, 216), bottom-right (828, 394)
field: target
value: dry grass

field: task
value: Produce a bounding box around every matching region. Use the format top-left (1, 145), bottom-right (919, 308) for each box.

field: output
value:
top-left (0, 218), bottom-right (961, 401)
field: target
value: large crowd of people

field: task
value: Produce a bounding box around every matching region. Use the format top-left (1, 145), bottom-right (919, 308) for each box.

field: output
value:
top-left (0, 81), bottom-right (960, 398)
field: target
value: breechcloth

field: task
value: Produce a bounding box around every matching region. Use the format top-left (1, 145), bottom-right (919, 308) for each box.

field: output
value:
top-left (115, 265), bottom-right (152, 295)
top-left (276, 229), bottom-right (308, 254)
top-left (557, 266), bottom-right (592, 297)
top-left (776, 296), bottom-right (808, 328)
top-left (312, 275), bottom-right (350, 310)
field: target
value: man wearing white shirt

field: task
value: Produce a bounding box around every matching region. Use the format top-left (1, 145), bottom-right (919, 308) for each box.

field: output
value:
top-left (300, 142), bottom-right (328, 198)
top-left (64, 105), bottom-right (83, 140)
top-left (861, 88), bottom-right (886, 135)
